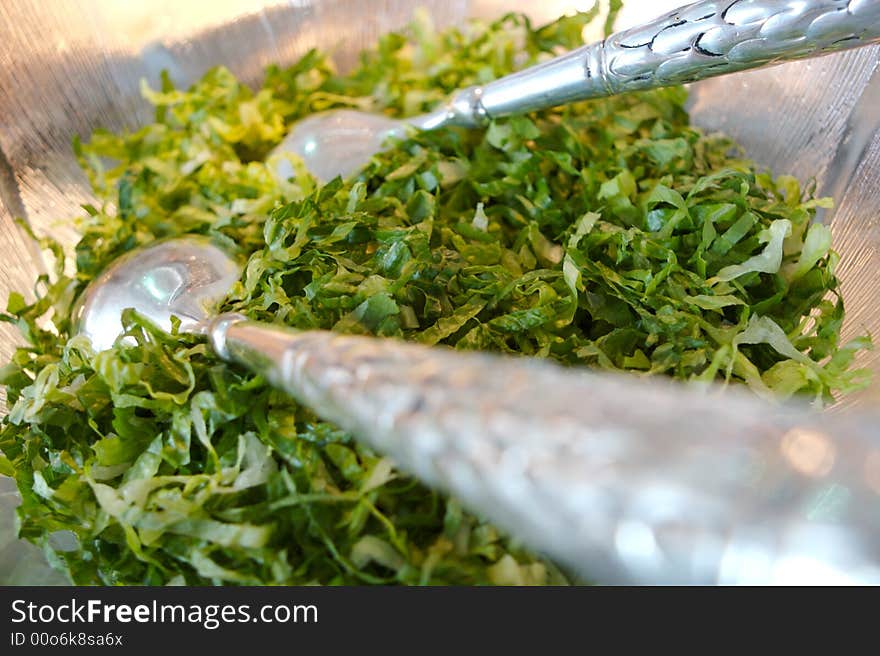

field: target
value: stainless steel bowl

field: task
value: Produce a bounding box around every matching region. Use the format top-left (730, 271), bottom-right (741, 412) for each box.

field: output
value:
top-left (1, 0), bottom-right (878, 584)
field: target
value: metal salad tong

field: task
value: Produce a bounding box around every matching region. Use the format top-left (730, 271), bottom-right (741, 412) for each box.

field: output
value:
top-left (275, 0), bottom-right (880, 181)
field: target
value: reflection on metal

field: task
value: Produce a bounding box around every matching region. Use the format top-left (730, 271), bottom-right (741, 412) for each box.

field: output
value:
top-left (74, 237), bottom-right (242, 352)
top-left (780, 428), bottom-right (837, 478)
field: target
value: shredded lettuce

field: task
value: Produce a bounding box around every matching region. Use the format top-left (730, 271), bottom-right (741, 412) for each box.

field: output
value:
top-left (712, 219), bottom-right (790, 283)
top-left (0, 7), bottom-right (871, 586)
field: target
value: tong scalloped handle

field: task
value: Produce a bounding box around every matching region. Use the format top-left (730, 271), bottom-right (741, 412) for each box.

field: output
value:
top-left (210, 314), bottom-right (880, 584)
top-left (436, 0), bottom-right (880, 126)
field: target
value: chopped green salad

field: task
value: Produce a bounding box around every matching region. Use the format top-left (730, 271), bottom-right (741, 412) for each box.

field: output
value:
top-left (0, 7), bottom-right (870, 585)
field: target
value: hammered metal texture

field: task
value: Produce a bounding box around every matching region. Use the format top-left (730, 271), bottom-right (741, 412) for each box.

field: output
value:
top-left (607, 0), bottom-right (880, 89)
top-left (220, 320), bottom-right (880, 584)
